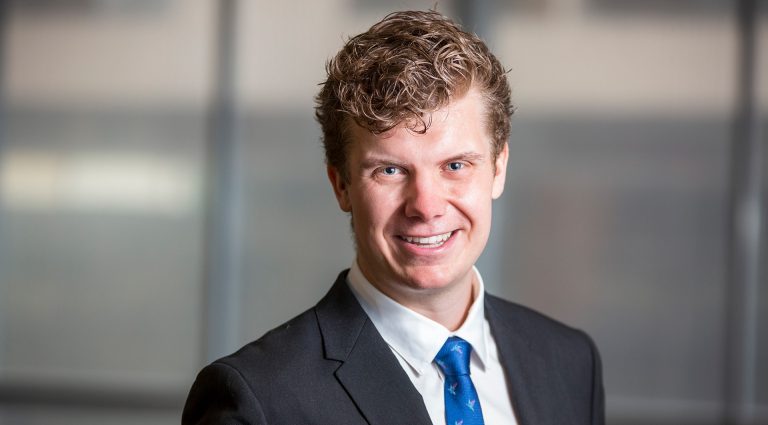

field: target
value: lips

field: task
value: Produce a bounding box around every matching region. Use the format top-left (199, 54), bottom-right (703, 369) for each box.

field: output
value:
top-left (397, 231), bottom-right (454, 248)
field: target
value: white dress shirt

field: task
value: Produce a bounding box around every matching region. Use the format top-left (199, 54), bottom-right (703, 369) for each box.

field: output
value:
top-left (346, 261), bottom-right (518, 425)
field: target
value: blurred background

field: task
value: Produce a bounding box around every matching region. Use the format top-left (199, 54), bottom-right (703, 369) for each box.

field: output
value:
top-left (0, 0), bottom-right (765, 424)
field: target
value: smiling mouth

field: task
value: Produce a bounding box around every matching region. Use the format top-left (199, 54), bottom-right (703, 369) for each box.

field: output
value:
top-left (397, 231), bottom-right (454, 248)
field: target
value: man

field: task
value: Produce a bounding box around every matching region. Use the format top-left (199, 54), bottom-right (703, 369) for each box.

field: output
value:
top-left (183, 10), bottom-right (604, 425)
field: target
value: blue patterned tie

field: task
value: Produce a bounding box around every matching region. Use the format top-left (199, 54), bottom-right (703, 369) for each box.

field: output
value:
top-left (434, 337), bottom-right (485, 425)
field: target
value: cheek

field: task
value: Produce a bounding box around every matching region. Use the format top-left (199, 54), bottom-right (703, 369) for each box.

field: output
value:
top-left (450, 184), bottom-right (495, 233)
top-left (449, 174), bottom-right (495, 206)
top-left (352, 186), bottom-right (400, 230)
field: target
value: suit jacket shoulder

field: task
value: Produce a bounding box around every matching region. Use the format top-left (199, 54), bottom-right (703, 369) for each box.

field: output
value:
top-left (183, 307), bottom-right (354, 424)
top-left (182, 271), bottom-right (432, 425)
top-left (485, 294), bottom-right (605, 425)
top-left (486, 293), bottom-right (597, 354)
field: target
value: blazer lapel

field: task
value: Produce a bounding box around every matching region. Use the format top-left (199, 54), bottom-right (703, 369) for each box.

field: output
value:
top-left (315, 272), bottom-right (433, 425)
top-left (486, 296), bottom-right (562, 425)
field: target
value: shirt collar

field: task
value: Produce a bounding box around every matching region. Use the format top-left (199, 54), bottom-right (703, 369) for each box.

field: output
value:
top-left (346, 260), bottom-right (489, 375)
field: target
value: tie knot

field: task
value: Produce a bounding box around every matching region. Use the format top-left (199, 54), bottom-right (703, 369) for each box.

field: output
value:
top-left (434, 336), bottom-right (472, 376)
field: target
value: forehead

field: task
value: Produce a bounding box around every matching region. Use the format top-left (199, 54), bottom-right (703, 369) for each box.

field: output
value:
top-left (345, 89), bottom-right (492, 161)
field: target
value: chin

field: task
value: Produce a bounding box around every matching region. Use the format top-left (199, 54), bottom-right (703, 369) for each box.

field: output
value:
top-left (399, 267), bottom-right (466, 291)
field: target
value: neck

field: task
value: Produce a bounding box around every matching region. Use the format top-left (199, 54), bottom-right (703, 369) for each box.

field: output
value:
top-left (359, 265), bottom-right (478, 331)
top-left (403, 281), bottom-right (476, 331)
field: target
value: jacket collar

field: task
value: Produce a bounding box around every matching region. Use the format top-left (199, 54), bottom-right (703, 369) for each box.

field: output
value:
top-left (486, 294), bottom-right (575, 425)
top-left (315, 271), bottom-right (433, 425)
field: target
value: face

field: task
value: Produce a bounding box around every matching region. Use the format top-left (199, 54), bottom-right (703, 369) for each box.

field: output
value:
top-left (327, 89), bottom-right (508, 304)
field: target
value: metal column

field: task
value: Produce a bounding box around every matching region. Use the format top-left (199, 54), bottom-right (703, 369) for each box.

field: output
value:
top-left (724, 0), bottom-right (763, 423)
top-left (202, 0), bottom-right (243, 363)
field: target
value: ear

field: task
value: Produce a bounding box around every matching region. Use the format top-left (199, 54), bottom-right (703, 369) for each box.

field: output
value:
top-left (327, 165), bottom-right (352, 212)
top-left (491, 142), bottom-right (509, 200)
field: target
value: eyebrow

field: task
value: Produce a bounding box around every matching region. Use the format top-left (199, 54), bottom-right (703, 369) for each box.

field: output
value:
top-left (358, 151), bottom-right (486, 170)
top-left (358, 156), bottom-right (409, 171)
top-left (445, 152), bottom-right (485, 163)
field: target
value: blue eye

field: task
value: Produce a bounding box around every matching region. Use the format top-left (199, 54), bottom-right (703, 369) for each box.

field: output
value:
top-left (447, 162), bottom-right (464, 171)
top-left (382, 166), bottom-right (399, 175)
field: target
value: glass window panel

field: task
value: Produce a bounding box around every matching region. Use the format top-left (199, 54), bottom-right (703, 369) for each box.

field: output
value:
top-left (0, 0), bottom-right (211, 391)
top-left (491, 1), bottom-right (738, 423)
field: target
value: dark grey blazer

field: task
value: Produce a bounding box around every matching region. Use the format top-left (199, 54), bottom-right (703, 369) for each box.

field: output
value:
top-left (182, 271), bottom-right (605, 425)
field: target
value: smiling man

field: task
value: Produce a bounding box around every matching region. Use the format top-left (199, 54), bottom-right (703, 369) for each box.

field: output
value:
top-left (183, 10), bottom-right (604, 425)
top-left (329, 88), bottom-right (507, 332)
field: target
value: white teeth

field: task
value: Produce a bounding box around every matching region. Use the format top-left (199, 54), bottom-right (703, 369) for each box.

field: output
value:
top-left (402, 231), bottom-right (452, 246)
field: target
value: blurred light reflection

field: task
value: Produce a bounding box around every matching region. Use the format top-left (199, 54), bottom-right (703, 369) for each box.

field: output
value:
top-left (1, 151), bottom-right (198, 214)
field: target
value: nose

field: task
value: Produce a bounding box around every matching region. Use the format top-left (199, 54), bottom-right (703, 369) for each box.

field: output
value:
top-left (403, 171), bottom-right (447, 220)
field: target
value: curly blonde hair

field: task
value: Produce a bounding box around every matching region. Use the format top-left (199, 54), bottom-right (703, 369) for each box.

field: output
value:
top-left (315, 10), bottom-right (513, 180)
